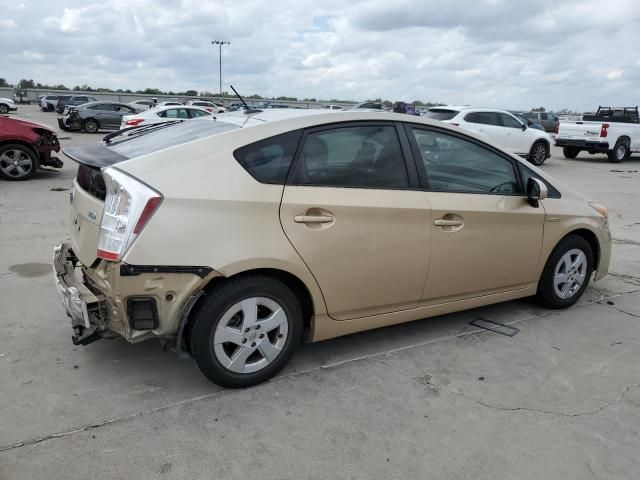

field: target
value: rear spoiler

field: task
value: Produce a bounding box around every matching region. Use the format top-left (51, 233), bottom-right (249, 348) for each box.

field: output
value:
top-left (63, 144), bottom-right (128, 168)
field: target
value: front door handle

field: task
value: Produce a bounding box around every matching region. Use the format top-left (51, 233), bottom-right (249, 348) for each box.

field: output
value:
top-left (294, 215), bottom-right (334, 224)
top-left (434, 219), bottom-right (464, 227)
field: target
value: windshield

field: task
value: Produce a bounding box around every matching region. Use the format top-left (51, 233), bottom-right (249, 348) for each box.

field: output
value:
top-left (107, 119), bottom-right (240, 158)
top-left (424, 109), bottom-right (458, 120)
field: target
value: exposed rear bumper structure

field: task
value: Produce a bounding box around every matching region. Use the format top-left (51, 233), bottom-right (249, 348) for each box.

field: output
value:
top-left (53, 241), bottom-right (107, 345)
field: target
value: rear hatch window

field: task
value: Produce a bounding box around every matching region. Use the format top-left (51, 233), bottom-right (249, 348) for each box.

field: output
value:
top-left (423, 109), bottom-right (458, 121)
top-left (65, 119), bottom-right (241, 200)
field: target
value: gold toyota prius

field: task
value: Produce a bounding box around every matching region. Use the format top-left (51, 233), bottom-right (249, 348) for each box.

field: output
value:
top-left (54, 109), bottom-right (611, 388)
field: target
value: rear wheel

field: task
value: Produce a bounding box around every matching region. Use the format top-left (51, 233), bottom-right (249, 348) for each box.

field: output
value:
top-left (536, 235), bottom-right (593, 309)
top-left (189, 275), bottom-right (303, 388)
top-left (528, 141), bottom-right (548, 166)
top-left (83, 119), bottom-right (99, 133)
top-left (607, 140), bottom-right (628, 163)
top-left (562, 146), bottom-right (580, 159)
top-left (0, 144), bottom-right (38, 181)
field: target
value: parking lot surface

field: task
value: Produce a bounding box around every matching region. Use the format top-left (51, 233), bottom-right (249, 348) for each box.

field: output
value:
top-left (1, 106), bottom-right (639, 479)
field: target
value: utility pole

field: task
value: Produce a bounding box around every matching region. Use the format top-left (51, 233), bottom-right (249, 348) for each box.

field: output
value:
top-left (211, 40), bottom-right (230, 97)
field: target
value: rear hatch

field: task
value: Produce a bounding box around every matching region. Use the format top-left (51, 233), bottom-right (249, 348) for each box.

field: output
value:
top-left (64, 119), bottom-right (240, 266)
top-left (557, 121), bottom-right (604, 141)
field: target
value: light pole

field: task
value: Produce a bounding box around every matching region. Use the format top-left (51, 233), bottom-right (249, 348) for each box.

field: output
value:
top-left (211, 40), bottom-right (230, 97)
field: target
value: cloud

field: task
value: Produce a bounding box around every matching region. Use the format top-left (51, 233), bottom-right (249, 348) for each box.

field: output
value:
top-left (0, 0), bottom-right (638, 111)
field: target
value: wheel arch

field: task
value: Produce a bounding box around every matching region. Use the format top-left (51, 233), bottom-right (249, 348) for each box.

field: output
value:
top-left (183, 267), bottom-right (317, 352)
top-left (615, 135), bottom-right (631, 148)
top-left (560, 228), bottom-right (600, 271)
top-left (0, 140), bottom-right (40, 161)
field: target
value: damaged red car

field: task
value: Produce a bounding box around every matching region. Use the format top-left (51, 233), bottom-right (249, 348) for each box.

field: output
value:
top-left (0, 116), bottom-right (63, 180)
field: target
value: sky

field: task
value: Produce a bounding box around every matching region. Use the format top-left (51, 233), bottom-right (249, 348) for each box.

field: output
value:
top-left (1, 0), bottom-right (639, 111)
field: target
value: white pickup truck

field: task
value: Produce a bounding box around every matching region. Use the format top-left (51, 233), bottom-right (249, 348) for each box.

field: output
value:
top-left (555, 107), bottom-right (640, 163)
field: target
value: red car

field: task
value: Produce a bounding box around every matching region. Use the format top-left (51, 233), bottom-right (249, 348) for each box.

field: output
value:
top-left (0, 117), bottom-right (63, 180)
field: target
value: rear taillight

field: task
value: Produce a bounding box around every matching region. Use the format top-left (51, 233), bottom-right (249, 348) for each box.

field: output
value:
top-left (97, 168), bottom-right (162, 262)
top-left (126, 119), bottom-right (145, 126)
top-left (600, 123), bottom-right (609, 138)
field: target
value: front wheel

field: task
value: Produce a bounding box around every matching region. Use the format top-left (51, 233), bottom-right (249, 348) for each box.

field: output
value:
top-left (607, 141), bottom-right (628, 163)
top-left (562, 146), bottom-right (580, 159)
top-left (189, 275), bottom-right (303, 388)
top-left (528, 141), bottom-right (548, 166)
top-left (0, 104), bottom-right (9, 114)
top-left (0, 144), bottom-right (39, 181)
top-left (536, 235), bottom-right (593, 309)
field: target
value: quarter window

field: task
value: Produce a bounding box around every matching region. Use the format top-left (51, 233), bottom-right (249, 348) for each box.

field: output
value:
top-left (234, 130), bottom-right (302, 184)
top-left (410, 127), bottom-right (522, 195)
top-left (294, 125), bottom-right (409, 188)
top-left (464, 111), bottom-right (499, 126)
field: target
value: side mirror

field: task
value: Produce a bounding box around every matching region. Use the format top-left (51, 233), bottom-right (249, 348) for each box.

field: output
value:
top-left (527, 178), bottom-right (548, 208)
top-left (521, 122), bottom-right (527, 131)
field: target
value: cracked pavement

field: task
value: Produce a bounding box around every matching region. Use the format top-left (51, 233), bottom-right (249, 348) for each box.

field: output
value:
top-left (1, 107), bottom-right (639, 479)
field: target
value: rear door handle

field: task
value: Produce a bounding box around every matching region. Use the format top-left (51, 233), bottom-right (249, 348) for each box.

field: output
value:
top-left (434, 219), bottom-right (464, 227)
top-left (294, 215), bottom-right (334, 224)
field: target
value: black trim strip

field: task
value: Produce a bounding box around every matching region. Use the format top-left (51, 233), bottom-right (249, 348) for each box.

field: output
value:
top-left (120, 264), bottom-right (213, 278)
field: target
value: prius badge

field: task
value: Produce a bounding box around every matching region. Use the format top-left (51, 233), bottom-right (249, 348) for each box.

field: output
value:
top-left (88, 210), bottom-right (97, 221)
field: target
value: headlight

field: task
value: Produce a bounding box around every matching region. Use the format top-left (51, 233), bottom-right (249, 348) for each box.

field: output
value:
top-left (588, 203), bottom-right (608, 219)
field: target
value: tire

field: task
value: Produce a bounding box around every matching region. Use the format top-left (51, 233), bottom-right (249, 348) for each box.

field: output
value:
top-left (536, 235), bottom-right (593, 309)
top-left (0, 104), bottom-right (9, 114)
top-left (83, 119), bottom-right (99, 133)
top-left (607, 140), bottom-right (628, 163)
top-left (189, 275), bottom-right (303, 388)
top-left (562, 147), bottom-right (580, 159)
top-left (528, 141), bottom-right (548, 166)
top-left (0, 144), bottom-right (39, 181)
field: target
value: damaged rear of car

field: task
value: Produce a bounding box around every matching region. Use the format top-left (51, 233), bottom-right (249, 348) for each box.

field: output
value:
top-left (54, 119), bottom-right (240, 346)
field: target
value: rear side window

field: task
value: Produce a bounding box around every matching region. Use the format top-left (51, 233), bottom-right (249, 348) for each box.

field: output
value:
top-left (465, 112), bottom-right (499, 126)
top-left (423, 109), bottom-right (458, 121)
top-left (234, 130), bottom-right (302, 184)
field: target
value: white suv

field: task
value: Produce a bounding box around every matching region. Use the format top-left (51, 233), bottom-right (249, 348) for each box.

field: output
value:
top-left (425, 107), bottom-right (552, 165)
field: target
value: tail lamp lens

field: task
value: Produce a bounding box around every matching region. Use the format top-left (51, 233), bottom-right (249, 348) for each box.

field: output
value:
top-left (97, 168), bottom-right (162, 261)
top-left (126, 119), bottom-right (144, 126)
top-left (600, 123), bottom-right (609, 138)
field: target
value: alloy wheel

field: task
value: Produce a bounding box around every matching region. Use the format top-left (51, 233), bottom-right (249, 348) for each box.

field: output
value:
top-left (616, 144), bottom-right (626, 161)
top-left (213, 297), bottom-right (289, 374)
top-left (553, 248), bottom-right (587, 299)
top-left (0, 149), bottom-right (34, 178)
top-left (532, 143), bottom-right (546, 165)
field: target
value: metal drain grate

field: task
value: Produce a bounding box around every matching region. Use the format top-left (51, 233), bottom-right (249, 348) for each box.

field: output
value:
top-left (470, 318), bottom-right (519, 337)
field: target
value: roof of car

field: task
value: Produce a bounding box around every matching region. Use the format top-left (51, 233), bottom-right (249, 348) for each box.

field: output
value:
top-left (78, 101), bottom-right (132, 108)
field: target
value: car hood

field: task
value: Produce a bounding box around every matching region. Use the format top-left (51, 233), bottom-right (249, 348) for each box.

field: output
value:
top-left (0, 97), bottom-right (15, 104)
top-left (0, 116), bottom-right (56, 133)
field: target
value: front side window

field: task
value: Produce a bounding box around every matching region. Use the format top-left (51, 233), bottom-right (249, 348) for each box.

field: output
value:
top-left (234, 130), bottom-right (302, 184)
top-left (499, 113), bottom-right (523, 128)
top-left (464, 111), bottom-right (499, 126)
top-left (294, 125), bottom-right (409, 188)
top-left (410, 127), bottom-right (522, 195)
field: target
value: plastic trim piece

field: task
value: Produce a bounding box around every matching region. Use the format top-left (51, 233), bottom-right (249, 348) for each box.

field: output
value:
top-left (119, 264), bottom-right (213, 278)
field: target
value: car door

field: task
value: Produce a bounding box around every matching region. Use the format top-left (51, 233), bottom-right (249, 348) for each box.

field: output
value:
top-left (406, 125), bottom-right (545, 305)
top-left (497, 112), bottom-right (530, 155)
top-left (91, 104), bottom-right (116, 128)
top-left (280, 122), bottom-right (430, 320)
